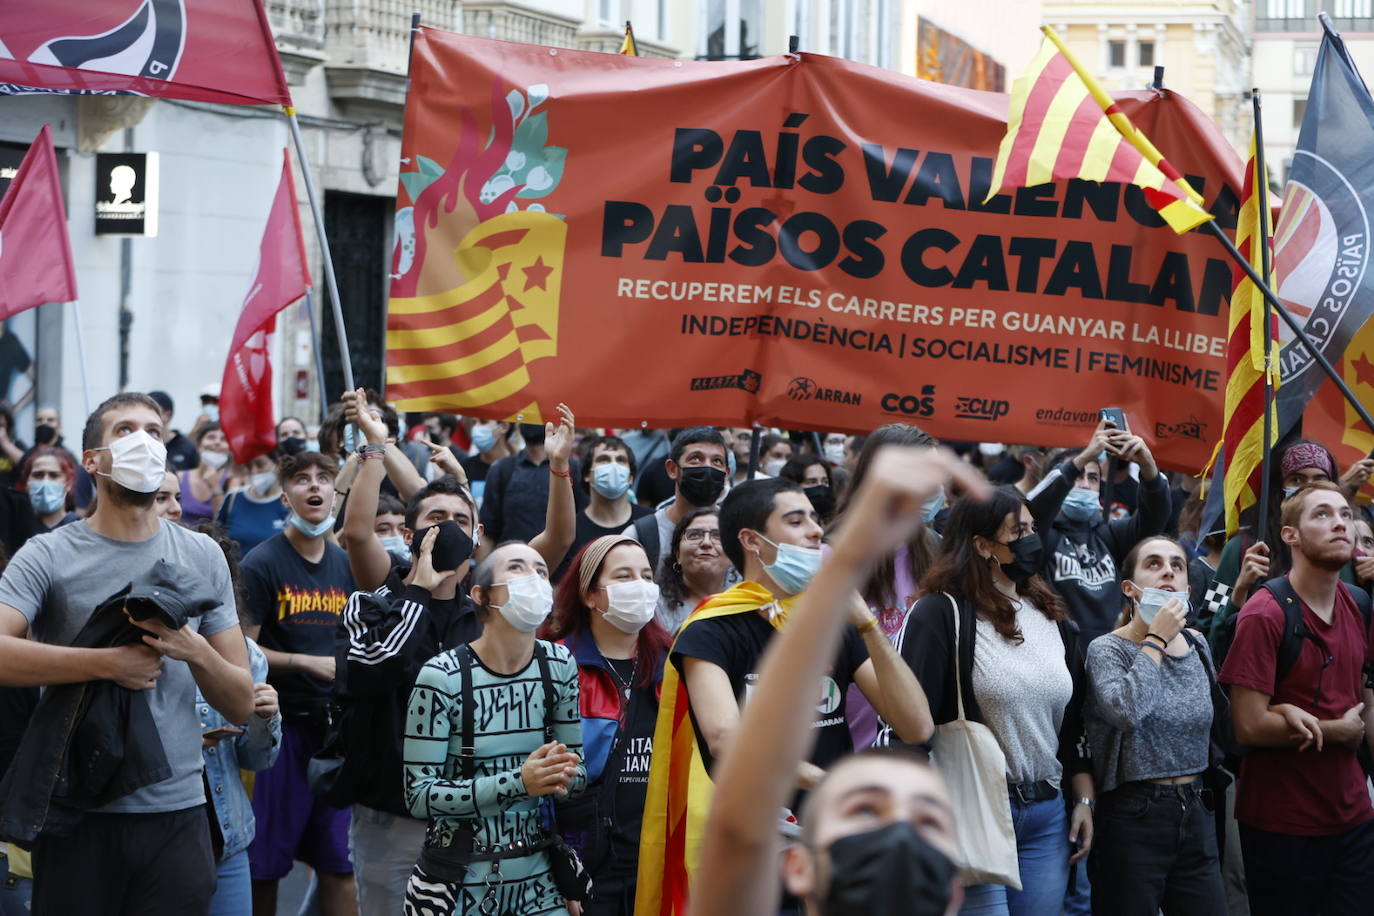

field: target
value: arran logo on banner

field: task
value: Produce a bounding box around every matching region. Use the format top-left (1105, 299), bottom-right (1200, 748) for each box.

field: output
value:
top-left (690, 368), bottom-right (761, 393)
top-left (1272, 155), bottom-right (1370, 384)
top-left (1155, 417), bottom-right (1206, 441)
top-left (0, 0), bottom-right (187, 90)
top-left (786, 377), bottom-right (862, 405)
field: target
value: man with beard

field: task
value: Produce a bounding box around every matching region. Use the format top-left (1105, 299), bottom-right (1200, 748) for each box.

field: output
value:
top-left (1220, 481), bottom-right (1374, 915)
top-left (623, 427), bottom-right (730, 565)
top-left (0, 393), bottom-right (253, 914)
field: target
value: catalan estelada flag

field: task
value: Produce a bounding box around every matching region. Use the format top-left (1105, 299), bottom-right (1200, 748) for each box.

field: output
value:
top-left (1220, 134), bottom-right (1281, 536)
top-left (987, 27), bottom-right (1212, 233)
top-left (635, 582), bottom-right (797, 916)
top-left (619, 20), bottom-right (638, 56)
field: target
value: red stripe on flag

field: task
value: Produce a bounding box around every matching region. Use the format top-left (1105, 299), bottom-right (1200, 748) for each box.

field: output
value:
top-left (1002, 54), bottom-right (1075, 188)
top-left (1156, 157), bottom-right (1186, 184)
top-left (387, 304), bottom-right (519, 365)
top-left (387, 282), bottom-right (507, 333)
top-left (1103, 139), bottom-right (1141, 184)
top-left (1051, 94), bottom-right (1107, 178)
top-left (386, 347), bottom-right (527, 401)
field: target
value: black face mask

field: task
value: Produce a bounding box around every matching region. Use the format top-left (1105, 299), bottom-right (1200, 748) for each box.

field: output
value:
top-left (410, 519), bottom-right (474, 573)
top-left (278, 436), bottom-right (307, 457)
top-left (999, 532), bottom-right (1044, 583)
top-left (820, 821), bottom-right (956, 916)
top-left (677, 465), bottom-right (726, 507)
top-left (34, 425), bottom-right (56, 446)
top-left (519, 422), bottom-right (546, 446)
top-left (804, 484), bottom-right (835, 518)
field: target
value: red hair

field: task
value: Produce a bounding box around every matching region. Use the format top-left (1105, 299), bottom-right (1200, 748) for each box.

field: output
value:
top-left (544, 539), bottom-right (672, 690)
top-left (20, 446), bottom-right (76, 489)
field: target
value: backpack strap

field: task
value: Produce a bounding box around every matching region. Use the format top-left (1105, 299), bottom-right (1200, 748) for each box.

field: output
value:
top-left (457, 645), bottom-right (476, 780)
top-left (632, 514), bottom-right (661, 569)
top-left (1260, 576), bottom-right (1310, 690)
top-left (533, 642), bottom-right (557, 744)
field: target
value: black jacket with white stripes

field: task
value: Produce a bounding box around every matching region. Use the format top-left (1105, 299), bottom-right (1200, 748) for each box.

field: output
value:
top-left (333, 565), bottom-right (482, 817)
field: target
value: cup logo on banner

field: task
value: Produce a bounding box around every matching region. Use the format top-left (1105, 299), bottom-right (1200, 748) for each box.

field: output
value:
top-left (387, 84), bottom-right (568, 425)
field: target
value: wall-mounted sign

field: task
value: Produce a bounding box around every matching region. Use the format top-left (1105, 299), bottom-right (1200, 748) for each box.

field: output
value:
top-left (95, 151), bottom-right (158, 236)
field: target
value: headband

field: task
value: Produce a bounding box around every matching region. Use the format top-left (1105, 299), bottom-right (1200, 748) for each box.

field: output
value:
top-left (577, 535), bottom-right (642, 597)
top-left (1280, 443), bottom-right (1335, 480)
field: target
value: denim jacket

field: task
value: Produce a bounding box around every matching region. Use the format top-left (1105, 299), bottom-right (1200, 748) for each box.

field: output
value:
top-left (199, 640), bottom-right (280, 860)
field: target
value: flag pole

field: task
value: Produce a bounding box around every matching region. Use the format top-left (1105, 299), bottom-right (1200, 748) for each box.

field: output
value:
top-left (68, 300), bottom-right (91, 417)
top-left (1252, 88), bottom-right (1276, 539)
top-left (302, 289), bottom-right (329, 423)
top-left (283, 108), bottom-right (354, 395)
top-left (1201, 220), bottom-right (1374, 434)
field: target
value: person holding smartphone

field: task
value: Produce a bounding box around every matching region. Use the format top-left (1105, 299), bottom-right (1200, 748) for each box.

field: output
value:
top-left (1084, 535), bottom-right (1226, 914)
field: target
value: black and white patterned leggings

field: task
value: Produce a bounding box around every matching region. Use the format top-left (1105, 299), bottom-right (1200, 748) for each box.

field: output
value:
top-left (403, 860), bottom-right (570, 916)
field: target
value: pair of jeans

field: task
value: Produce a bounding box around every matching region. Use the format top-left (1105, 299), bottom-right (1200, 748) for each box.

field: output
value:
top-left (1239, 817), bottom-right (1374, 916)
top-left (960, 797), bottom-right (1070, 916)
top-left (1088, 780), bottom-right (1226, 915)
top-left (209, 849), bottom-right (250, 916)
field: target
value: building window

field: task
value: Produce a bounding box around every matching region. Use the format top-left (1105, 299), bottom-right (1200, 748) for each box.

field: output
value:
top-left (1295, 43), bottom-right (1318, 74)
top-left (703, 0), bottom-right (762, 59)
top-left (1257, 0), bottom-right (1316, 30)
top-left (598, 0), bottom-right (615, 27)
top-left (1330, 0), bottom-right (1374, 30)
top-left (1108, 39), bottom-right (1126, 68)
top-left (657, 0), bottom-right (667, 40)
top-left (1293, 97), bottom-right (1308, 128)
top-left (1138, 40), bottom-right (1154, 67)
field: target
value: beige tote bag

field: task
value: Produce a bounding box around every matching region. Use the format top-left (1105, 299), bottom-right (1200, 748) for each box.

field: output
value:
top-left (928, 593), bottom-right (1022, 889)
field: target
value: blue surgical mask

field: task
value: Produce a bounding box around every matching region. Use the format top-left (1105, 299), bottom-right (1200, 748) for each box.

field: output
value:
top-left (471, 425), bottom-right (498, 453)
top-left (1129, 583), bottom-right (1177, 625)
top-left (756, 533), bottom-right (822, 596)
top-left (1061, 487), bottom-right (1101, 523)
top-left (28, 479), bottom-right (65, 514)
top-left (203, 404), bottom-right (219, 423)
top-left (592, 462), bottom-right (631, 499)
top-left (727, 449), bottom-right (738, 479)
top-left (922, 488), bottom-right (945, 524)
top-left (1283, 485), bottom-right (1300, 500)
top-left (342, 425), bottom-right (361, 454)
top-left (379, 534), bottom-right (408, 559)
top-left (289, 512), bottom-right (336, 538)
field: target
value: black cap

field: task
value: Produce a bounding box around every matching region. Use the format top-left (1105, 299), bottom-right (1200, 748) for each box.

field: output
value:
top-left (147, 390), bottom-right (174, 415)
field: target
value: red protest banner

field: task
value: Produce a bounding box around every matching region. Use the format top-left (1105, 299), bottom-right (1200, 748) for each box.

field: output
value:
top-left (388, 29), bottom-right (1244, 472)
top-left (0, 0), bottom-right (291, 106)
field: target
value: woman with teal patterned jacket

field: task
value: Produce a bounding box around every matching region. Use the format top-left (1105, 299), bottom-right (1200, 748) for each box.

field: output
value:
top-left (403, 541), bottom-right (587, 916)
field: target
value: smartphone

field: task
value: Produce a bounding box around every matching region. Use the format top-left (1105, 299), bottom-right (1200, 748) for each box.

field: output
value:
top-left (1100, 407), bottom-right (1129, 434)
top-left (203, 726), bottom-right (245, 740)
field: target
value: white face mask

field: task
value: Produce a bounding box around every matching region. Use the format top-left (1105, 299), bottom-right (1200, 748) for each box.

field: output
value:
top-left (493, 573), bottom-right (553, 632)
top-left (200, 450), bottom-right (229, 470)
top-left (763, 459), bottom-right (786, 477)
top-left (602, 578), bottom-right (660, 634)
top-left (249, 471), bottom-right (277, 495)
top-left (97, 429), bottom-right (168, 494)
top-left (823, 441), bottom-right (845, 466)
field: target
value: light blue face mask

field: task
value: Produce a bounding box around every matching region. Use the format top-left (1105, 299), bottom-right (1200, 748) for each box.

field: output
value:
top-left (342, 425), bottom-right (361, 454)
top-left (28, 479), bottom-right (65, 514)
top-left (471, 425), bottom-right (498, 453)
top-left (203, 404), bottom-right (219, 423)
top-left (591, 462), bottom-right (631, 499)
top-left (1130, 584), bottom-right (1179, 625)
top-left (1061, 486), bottom-right (1101, 523)
top-left (379, 534), bottom-right (408, 559)
top-left (757, 533), bottom-right (822, 596)
top-left (290, 512), bottom-right (336, 539)
top-left (1283, 485), bottom-right (1300, 500)
top-left (922, 488), bottom-right (945, 524)
top-left (727, 449), bottom-right (738, 479)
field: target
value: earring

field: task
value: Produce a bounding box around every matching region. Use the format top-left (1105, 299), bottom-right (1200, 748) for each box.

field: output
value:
top-left (672, 561), bottom-right (682, 574)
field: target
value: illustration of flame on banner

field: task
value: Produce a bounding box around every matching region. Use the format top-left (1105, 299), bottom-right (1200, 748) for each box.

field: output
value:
top-left (387, 81), bottom-right (568, 425)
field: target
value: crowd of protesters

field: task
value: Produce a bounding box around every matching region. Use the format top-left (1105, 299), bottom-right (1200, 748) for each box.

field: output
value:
top-left (0, 385), bottom-right (1371, 916)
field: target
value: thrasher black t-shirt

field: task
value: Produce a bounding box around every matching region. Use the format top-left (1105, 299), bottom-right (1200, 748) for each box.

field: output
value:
top-left (670, 609), bottom-right (869, 775)
top-left (241, 532), bottom-right (355, 713)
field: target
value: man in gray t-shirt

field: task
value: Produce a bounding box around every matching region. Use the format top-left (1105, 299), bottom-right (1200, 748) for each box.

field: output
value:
top-left (0, 393), bottom-right (253, 915)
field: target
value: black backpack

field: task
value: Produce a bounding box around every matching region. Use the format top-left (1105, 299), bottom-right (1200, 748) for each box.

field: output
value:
top-left (1261, 576), bottom-right (1374, 692)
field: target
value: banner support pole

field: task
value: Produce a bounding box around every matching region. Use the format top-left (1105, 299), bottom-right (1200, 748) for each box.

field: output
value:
top-left (302, 288), bottom-right (330, 424)
top-left (1252, 88), bottom-right (1276, 541)
top-left (1202, 219), bottom-right (1374, 435)
top-left (68, 300), bottom-right (91, 419)
top-left (747, 426), bottom-right (762, 478)
top-left (284, 108), bottom-right (354, 395)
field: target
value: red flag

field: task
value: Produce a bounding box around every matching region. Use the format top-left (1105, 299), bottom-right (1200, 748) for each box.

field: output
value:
top-left (0, 125), bottom-right (77, 317)
top-left (0, 0), bottom-right (291, 107)
top-left (220, 150), bottom-right (311, 462)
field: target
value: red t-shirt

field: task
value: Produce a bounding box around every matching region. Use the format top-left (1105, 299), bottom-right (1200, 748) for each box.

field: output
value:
top-left (1219, 582), bottom-right (1374, 836)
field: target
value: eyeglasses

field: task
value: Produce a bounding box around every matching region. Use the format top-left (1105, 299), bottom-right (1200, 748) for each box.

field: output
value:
top-left (682, 529), bottom-right (722, 544)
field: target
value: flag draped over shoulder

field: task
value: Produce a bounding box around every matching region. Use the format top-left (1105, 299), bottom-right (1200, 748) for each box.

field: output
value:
top-left (0, 125), bottom-right (77, 318)
top-left (1270, 31), bottom-right (1374, 440)
top-left (0, 0), bottom-right (291, 106)
top-left (987, 27), bottom-right (1212, 233)
top-left (1220, 135), bottom-right (1281, 536)
top-left (220, 150), bottom-right (311, 463)
top-left (635, 581), bottom-right (796, 916)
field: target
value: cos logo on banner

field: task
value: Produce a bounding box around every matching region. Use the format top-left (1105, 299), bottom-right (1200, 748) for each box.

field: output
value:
top-left (882, 386), bottom-right (936, 418)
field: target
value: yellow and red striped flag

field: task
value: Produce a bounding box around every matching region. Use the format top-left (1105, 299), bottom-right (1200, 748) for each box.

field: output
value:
top-left (1221, 133), bottom-right (1281, 536)
top-left (987, 27), bottom-right (1212, 233)
top-left (619, 20), bottom-right (639, 56)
